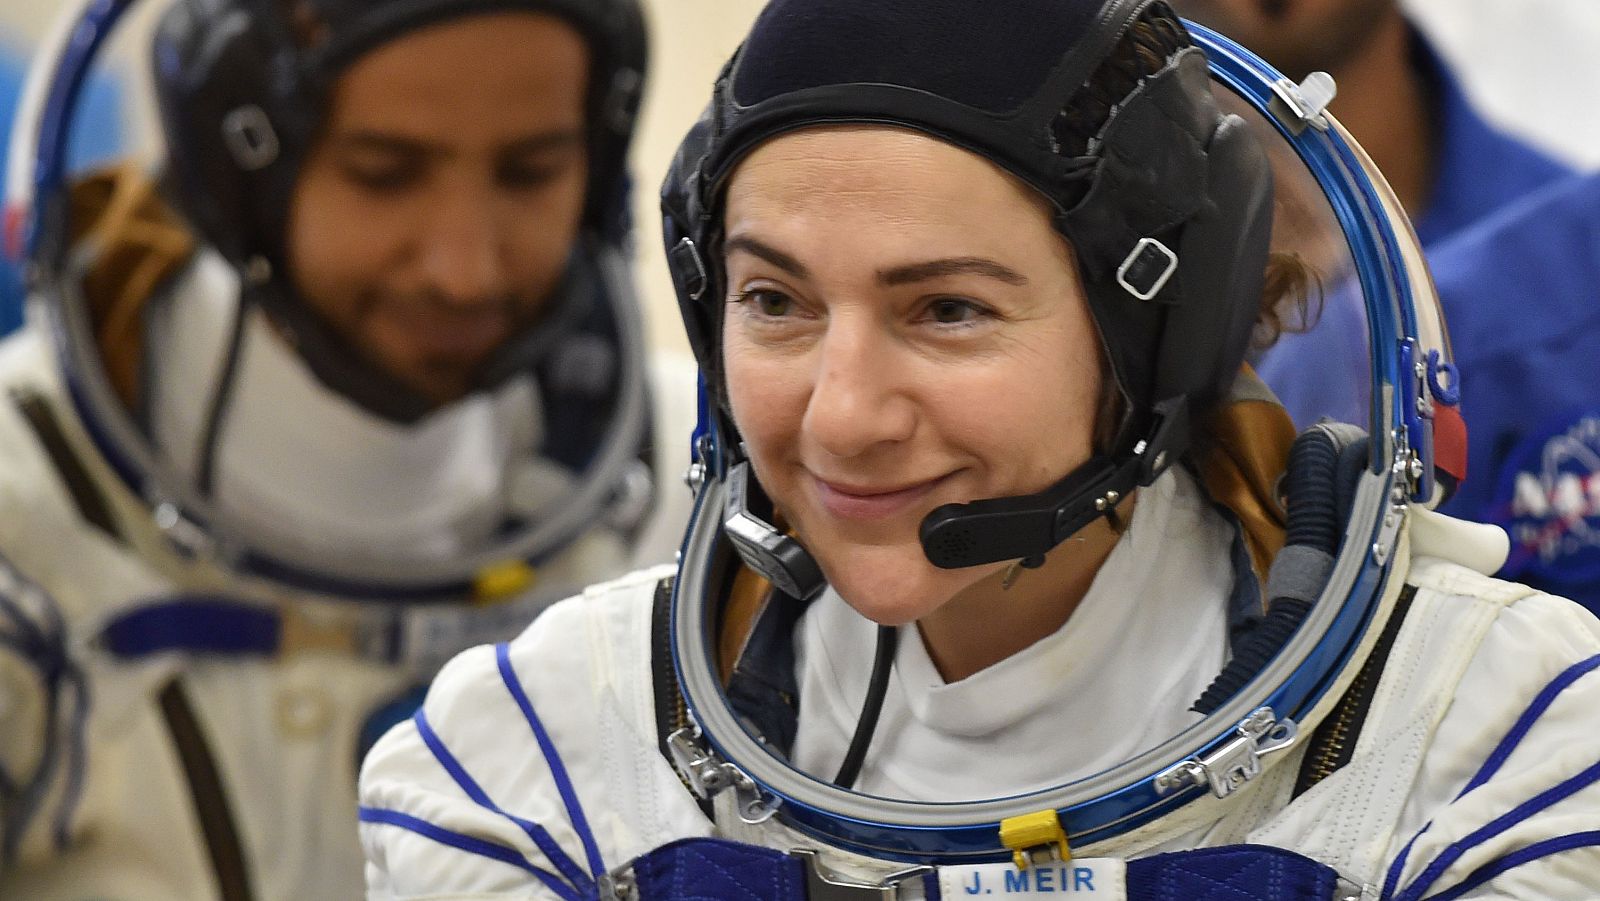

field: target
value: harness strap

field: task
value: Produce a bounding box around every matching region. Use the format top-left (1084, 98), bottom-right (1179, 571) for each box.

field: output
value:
top-left (158, 679), bottom-right (254, 901)
top-left (96, 579), bottom-right (576, 670)
top-left (611, 837), bottom-right (1343, 900)
top-left (9, 386), bottom-right (122, 541)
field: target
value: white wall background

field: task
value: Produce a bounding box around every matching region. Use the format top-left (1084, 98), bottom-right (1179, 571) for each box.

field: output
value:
top-left (4, 0), bottom-right (1596, 356)
top-left (1404, 0), bottom-right (1600, 172)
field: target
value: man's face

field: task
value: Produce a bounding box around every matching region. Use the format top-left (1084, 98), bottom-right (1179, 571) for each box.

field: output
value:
top-left (286, 12), bottom-right (590, 406)
top-left (1171, 0), bottom-right (1397, 78)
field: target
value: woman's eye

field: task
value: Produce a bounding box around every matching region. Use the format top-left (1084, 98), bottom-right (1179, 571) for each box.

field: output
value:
top-left (741, 290), bottom-right (794, 317)
top-left (926, 297), bottom-right (986, 325)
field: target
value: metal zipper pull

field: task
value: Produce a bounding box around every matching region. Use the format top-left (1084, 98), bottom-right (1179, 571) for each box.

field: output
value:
top-left (1155, 707), bottom-right (1299, 798)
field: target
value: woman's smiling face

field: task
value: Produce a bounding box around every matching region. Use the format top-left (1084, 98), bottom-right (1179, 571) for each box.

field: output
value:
top-left (721, 126), bottom-right (1106, 626)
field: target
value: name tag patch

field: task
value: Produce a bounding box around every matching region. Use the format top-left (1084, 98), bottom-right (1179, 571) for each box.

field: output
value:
top-left (940, 859), bottom-right (1126, 898)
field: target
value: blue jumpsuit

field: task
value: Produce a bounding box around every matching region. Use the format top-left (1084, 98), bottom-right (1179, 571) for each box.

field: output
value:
top-left (1430, 171), bottom-right (1600, 615)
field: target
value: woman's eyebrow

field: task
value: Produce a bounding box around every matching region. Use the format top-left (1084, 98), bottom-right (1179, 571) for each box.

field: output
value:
top-left (724, 235), bottom-right (809, 278)
top-left (878, 257), bottom-right (1029, 287)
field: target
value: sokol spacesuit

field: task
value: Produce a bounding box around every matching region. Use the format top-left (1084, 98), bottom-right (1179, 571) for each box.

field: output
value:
top-left (0, 0), bottom-right (692, 897)
top-left (357, 1), bottom-right (1600, 898)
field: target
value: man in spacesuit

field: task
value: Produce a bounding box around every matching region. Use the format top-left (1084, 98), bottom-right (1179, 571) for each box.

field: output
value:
top-left (357, 0), bottom-right (1600, 898)
top-left (0, 0), bottom-right (691, 897)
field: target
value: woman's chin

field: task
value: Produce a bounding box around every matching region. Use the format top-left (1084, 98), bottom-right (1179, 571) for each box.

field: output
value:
top-left (817, 541), bottom-right (990, 627)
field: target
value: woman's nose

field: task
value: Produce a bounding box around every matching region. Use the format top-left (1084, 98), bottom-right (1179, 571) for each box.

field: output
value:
top-left (801, 317), bottom-right (917, 459)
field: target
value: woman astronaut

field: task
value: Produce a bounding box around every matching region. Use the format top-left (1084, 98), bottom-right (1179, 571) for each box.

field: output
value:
top-left (0, 0), bottom-right (691, 897)
top-left (359, 0), bottom-right (1600, 898)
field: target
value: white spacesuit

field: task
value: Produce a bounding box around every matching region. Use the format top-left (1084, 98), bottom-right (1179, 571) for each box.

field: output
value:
top-left (0, 0), bottom-right (691, 897)
top-left (362, 520), bottom-right (1600, 899)
top-left (357, 0), bottom-right (1600, 898)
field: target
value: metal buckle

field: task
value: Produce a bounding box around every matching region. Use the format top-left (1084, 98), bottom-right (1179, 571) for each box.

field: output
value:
top-left (1371, 444), bottom-right (1413, 566)
top-left (279, 605), bottom-right (361, 657)
top-left (1155, 707), bottom-right (1299, 798)
top-left (672, 237), bottom-right (709, 301)
top-left (151, 500), bottom-right (218, 562)
top-left (1115, 237), bottom-right (1178, 301)
top-left (792, 850), bottom-right (932, 900)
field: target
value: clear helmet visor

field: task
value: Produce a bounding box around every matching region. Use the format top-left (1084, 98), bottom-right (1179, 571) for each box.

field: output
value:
top-left (9, 0), bottom-right (654, 600)
top-left (666, 22), bottom-right (1459, 864)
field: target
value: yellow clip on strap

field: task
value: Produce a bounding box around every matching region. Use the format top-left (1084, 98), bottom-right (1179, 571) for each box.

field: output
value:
top-left (1000, 809), bottom-right (1071, 870)
top-left (475, 560), bottom-right (538, 604)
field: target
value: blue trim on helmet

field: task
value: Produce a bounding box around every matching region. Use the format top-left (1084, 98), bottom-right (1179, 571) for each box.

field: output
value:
top-left (26, 0), bottom-right (129, 262)
top-left (668, 23), bottom-right (1423, 864)
top-left (1195, 22), bottom-right (1408, 458)
top-left (743, 546), bottom-right (1395, 863)
top-left (54, 357), bottom-right (488, 600)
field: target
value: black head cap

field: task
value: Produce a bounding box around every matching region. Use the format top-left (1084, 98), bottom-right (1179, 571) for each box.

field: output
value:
top-left (665, 0), bottom-right (1273, 445)
top-left (152, 0), bottom-right (647, 267)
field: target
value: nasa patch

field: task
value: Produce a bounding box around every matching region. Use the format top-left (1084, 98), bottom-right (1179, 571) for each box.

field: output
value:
top-left (1491, 412), bottom-right (1600, 587)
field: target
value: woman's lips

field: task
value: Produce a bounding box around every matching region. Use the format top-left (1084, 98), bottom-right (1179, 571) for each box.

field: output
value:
top-left (812, 473), bottom-right (952, 521)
